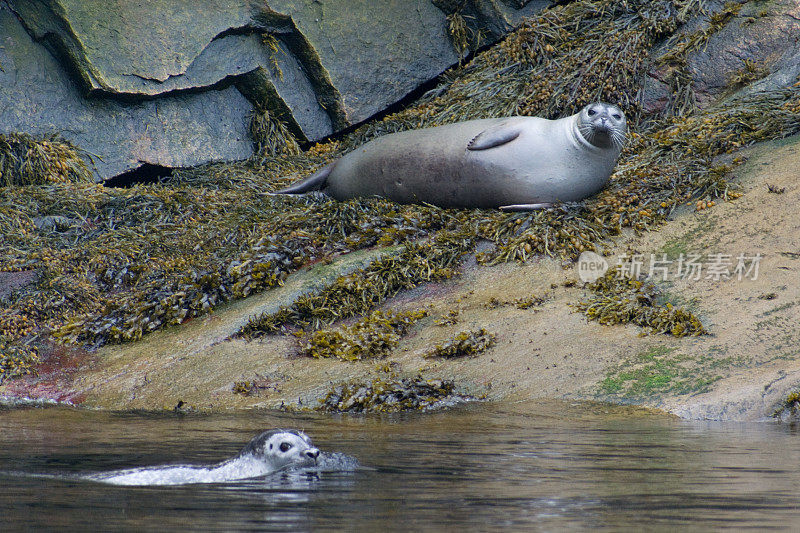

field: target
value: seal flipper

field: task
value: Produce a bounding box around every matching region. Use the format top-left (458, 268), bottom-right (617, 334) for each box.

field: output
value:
top-left (499, 203), bottom-right (553, 212)
top-left (467, 123), bottom-right (521, 151)
top-left (274, 162), bottom-right (335, 194)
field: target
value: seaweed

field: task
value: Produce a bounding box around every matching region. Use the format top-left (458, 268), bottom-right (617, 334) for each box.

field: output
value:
top-left (316, 375), bottom-right (460, 413)
top-left (774, 390), bottom-right (800, 420)
top-left (300, 309), bottom-right (428, 361)
top-left (574, 267), bottom-right (707, 337)
top-left (0, 133), bottom-right (93, 186)
top-left (0, 335), bottom-right (39, 382)
top-left (249, 106), bottom-right (301, 158)
top-left (424, 328), bottom-right (496, 358)
top-left (238, 230), bottom-right (473, 336)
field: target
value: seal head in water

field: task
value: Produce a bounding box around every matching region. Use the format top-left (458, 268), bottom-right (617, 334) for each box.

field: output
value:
top-left (275, 102), bottom-right (626, 211)
top-left (238, 429), bottom-right (320, 469)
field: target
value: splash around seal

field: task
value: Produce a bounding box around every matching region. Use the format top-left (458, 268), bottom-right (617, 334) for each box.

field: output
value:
top-left (276, 103), bottom-right (626, 211)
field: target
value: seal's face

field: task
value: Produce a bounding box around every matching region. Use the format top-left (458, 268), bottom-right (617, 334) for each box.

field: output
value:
top-left (577, 102), bottom-right (627, 150)
top-left (241, 429), bottom-right (320, 469)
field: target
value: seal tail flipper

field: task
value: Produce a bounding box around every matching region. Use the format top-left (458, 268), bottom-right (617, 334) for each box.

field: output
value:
top-left (499, 203), bottom-right (553, 212)
top-left (467, 122), bottom-right (521, 151)
top-left (274, 162), bottom-right (335, 194)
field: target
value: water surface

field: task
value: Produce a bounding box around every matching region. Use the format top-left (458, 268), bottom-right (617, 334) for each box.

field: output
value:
top-left (1, 401), bottom-right (799, 531)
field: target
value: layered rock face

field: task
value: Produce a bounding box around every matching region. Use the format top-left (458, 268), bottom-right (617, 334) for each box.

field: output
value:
top-left (642, 0), bottom-right (800, 114)
top-left (0, 0), bottom-right (549, 180)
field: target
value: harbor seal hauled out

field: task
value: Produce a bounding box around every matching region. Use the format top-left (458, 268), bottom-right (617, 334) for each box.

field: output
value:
top-left (276, 102), bottom-right (626, 211)
top-left (88, 429), bottom-right (320, 486)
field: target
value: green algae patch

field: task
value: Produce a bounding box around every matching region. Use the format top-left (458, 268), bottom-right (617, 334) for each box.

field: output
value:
top-left (301, 309), bottom-right (428, 361)
top-left (315, 375), bottom-right (467, 413)
top-left (424, 328), bottom-right (497, 359)
top-left (575, 268), bottom-right (707, 337)
top-left (598, 346), bottom-right (739, 399)
top-left (0, 133), bottom-right (93, 186)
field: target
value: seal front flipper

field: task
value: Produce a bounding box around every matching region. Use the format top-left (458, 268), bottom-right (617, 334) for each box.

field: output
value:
top-left (499, 203), bottom-right (553, 212)
top-left (467, 122), bottom-right (521, 151)
top-left (274, 162), bottom-right (336, 194)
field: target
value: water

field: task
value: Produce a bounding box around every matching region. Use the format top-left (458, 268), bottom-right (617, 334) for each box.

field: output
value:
top-left (2, 401), bottom-right (800, 531)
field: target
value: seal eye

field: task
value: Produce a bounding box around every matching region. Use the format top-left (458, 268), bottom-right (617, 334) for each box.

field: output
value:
top-left (612, 113), bottom-right (621, 120)
top-left (587, 109), bottom-right (596, 116)
top-left (279, 442), bottom-right (292, 453)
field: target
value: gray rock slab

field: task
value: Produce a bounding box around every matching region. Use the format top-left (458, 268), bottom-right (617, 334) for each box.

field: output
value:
top-left (0, 4), bottom-right (253, 179)
top-left (642, 0), bottom-right (800, 114)
top-left (234, 35), bottom-right (333, 141)
top-left (687, 0), bottom-right (800, 106)
top-left (261, 0), bottom-right (461, 126)
top-left (7, 0), bottom-right (254, 94)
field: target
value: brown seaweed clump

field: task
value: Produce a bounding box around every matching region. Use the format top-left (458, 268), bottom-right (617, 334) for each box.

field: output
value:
top-left (301, 309), bottom-right (428, 361)
top-left (317, 375), bottom-right (463, 413)
top-left (0, 336), bottom-right (39, 382)
top-left (773, 390), bottom-right (800, 421)
top-left (424, 328), bottom-right (497, 359)
top-left (238, 231), bottom-right (473, 336)
top-left (249, 106), bottom-right (301, 159)
top-left (0, 133), bottom-right (93, 186)
top-left (574, 267), bottom-right (707, 337)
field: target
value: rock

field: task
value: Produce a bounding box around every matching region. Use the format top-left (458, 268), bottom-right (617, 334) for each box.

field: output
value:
top-left (7, 0), bottom-right (254, 95)
top-left (687, 0), bottom-right (800, 105)
top-left (434, 0), bottom-right (552, 42)
top-left (1, 0), bottom-right (548, 180)
top-left (0, 4), bottom-right (253, 179)
top-left (0, 271), bottom-right (39, 301)
top-left (643, 0), bottom-right (800, 114)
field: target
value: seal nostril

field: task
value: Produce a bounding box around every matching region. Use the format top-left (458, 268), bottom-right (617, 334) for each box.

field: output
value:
top-left (306, 450), bottom-right (320, 460)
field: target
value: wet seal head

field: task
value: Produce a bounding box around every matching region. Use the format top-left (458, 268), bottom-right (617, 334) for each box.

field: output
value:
top-left (576, 102), bottom-right (627, 150)
top-left (239, 429), bottom-right (320, 469)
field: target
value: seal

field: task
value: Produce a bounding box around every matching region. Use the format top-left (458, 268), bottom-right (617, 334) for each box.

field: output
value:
top-left (275, 102), bottom-right (626, 211)
top-left (89, 429), bottom-right (320, 486)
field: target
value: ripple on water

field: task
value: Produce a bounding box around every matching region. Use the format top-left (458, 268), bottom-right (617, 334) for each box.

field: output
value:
top-left (1, 401), bottom-right (800, 530)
